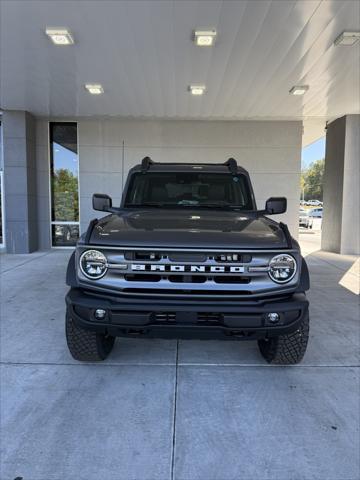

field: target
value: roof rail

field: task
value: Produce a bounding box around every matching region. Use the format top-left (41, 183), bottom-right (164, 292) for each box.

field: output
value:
top-left (223, 158), bottom-right (238, 175)
top-left (141, 156), bottom-right (154, 173)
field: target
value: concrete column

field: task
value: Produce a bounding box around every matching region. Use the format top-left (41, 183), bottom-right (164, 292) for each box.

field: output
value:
top-left (2, 110), bottom-right (38, 253)
top-left (322, 115), bottom-right (360, 255)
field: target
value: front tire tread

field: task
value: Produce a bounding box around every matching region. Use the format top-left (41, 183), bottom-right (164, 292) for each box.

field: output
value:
top-left (66, 314), bottom-right (115, 361)
top-left (258, 312), bottom-right (309, 365)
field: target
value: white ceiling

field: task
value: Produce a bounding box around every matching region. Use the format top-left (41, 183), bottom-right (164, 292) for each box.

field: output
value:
top-left (1, 0), bottom-right (359, 145)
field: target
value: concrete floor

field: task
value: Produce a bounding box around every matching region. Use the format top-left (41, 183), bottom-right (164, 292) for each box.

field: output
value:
top-left (1, 238), bottom-right (359, 480)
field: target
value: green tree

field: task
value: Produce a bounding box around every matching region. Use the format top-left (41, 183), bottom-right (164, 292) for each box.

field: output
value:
top-left (301, 159), bottom-right (324, 201)
top-left (52, 169), bottom-right (79, 221)
top-left (300, 171), bottom-right (306, 201)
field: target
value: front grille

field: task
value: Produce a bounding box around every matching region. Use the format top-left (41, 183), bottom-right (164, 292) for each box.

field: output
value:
top-left (90, 247), bottom-right (295, 298)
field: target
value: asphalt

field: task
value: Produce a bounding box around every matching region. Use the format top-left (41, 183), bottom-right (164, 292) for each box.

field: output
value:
top-left (1, 236), bottom-right (359, 480)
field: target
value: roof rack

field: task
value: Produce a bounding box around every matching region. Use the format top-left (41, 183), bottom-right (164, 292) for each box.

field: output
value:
top-left (223, 158), bottom-right (238, 175)
top-left (140, 156), bottom-right (239, 174)
top-left (141, 156), bottom-right (154, 173)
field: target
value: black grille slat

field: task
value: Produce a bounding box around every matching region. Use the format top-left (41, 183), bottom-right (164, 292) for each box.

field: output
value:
top-left (154, 312), bottom-right (176, 322)
top-left (123, 288), bottom-right (252, 296)
top-left (214, 254), bottom-right (252, 263)
top-left (214, 276), bottom-right (250, 284)
top-left (124, 274), bottom-right (161, 282)
top-left (125, 251), bottom-right (162, 261)
top-left (168, 275), bottom-right (207, 283)
top-left (197, 313), bottom-right (223, 323)
top-left (168, 253), bottom-right (207, 263)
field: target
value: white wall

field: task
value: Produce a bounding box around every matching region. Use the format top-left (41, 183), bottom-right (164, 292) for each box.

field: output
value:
top-left (341, 115), bottom-right (360, 255)
top-left (36, 118), bottom-right (302, 248)
top-left (322, 115), bottom-right (360, 255)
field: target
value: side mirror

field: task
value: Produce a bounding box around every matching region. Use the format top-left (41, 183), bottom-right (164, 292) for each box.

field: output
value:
top-left (92, 193), bottom-right (112, 212)
top-left (265, 197), bottom-right (287, 215)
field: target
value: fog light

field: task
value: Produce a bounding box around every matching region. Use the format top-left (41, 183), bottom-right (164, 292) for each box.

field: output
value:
top-left (95, 309), bottom-right (106, 320)
top-left (267, 312), bottom-right (280, 324)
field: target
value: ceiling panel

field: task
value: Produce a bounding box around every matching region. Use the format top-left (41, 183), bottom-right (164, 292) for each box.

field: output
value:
top-left (0, 0), bottom-right (359, 145)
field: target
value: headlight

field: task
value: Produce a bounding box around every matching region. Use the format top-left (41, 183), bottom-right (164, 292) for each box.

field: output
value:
top-left (80, 250), bottom-right (108, 279)
top-left (268, 254), bottom-right (297, 283)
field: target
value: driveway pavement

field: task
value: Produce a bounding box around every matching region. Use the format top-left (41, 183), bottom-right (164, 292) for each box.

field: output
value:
top-left (1, 241), bottom-right (359, 480)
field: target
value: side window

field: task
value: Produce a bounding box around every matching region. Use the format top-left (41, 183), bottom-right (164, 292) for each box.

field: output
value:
top-left (49, 123), bottom-right (80, 246)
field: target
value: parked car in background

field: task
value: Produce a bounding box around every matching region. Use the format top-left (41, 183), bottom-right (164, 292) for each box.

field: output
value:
top-left (54, 224), bottom-right (79, 245)
top-left (309, 207), bottom-right (323, 218)
top-left (299, 208), bottom-right (313, 228)
top-left (306, 200), bottom-right (323, 206)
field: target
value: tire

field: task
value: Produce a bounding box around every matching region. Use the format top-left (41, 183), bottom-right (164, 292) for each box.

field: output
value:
top-left (258, 312), bottom-right (309, 365)
top-left (66, 314), bottom-right (115, 361)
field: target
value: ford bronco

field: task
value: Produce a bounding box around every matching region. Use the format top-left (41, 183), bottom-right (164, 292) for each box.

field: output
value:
top-left (65, 158), bottom-right (310, 364)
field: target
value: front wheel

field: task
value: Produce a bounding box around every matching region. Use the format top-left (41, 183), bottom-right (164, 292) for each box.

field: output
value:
top-left (258, 312), bottom-right (309, 365)
top-left (66, 314), bottom-right (115, 361)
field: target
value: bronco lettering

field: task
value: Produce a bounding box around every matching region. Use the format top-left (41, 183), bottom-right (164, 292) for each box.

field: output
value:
top-left (131, 264), bottom-right (245, 273)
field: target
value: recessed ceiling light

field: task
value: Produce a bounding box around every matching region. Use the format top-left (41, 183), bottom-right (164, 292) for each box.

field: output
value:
top-left (45, 28), bottom-right (74, 45)
top-left (334, 31), bottom-right (360, 46)
top-left (193, 30), bottom-right (217, 46)
top-left (188, 85), bottom-right (206, 96)
top-left (85, 84), bottom-right (104, 95)
top-left (289, 85), bottom-right (309, 96)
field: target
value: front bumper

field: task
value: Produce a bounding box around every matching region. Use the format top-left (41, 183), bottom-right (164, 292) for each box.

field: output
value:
top-left (66, 288), bottom-right (309, 340)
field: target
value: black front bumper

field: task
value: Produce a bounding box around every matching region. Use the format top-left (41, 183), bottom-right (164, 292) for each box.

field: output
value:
top-left (66, 288), bottom-right (309, 340)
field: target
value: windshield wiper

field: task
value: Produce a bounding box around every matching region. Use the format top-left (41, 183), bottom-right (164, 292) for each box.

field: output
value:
top-left (126, 202), bottom-right (168, 208)
top-left (193, 203), bottom-right (245, 209)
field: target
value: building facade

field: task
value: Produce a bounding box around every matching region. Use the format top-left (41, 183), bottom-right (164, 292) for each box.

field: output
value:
top-left (1, 113), bottom-right (303, 252)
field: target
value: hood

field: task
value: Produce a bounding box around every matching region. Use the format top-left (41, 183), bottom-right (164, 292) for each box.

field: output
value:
top-left (88, 208), bottom-right (289, 249)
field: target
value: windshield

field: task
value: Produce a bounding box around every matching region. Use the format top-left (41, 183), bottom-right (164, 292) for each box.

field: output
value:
top-left (124, 172), bottom-right (254, 209)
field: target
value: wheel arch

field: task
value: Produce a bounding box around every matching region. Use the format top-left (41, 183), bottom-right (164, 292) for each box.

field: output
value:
top-left (66, 251), bottom-right (78, 287)
top-left (296, 256), bottom-right (310, 292)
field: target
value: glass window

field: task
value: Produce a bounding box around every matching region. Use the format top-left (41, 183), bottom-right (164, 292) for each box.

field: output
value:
top-left (124, 172), bottom-right (253, 210)
top-left (50, 123), bottom-right (79, 246)
top-left (0, 121), bottom-right (4, 247)
top-left (0, 172), bottom-right (3, 247)
top-left (51, 224), bottom-right (80, 247)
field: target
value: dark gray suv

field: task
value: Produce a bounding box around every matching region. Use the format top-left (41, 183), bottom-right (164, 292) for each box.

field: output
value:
top-left (65, 158), bottom-right (310, 364)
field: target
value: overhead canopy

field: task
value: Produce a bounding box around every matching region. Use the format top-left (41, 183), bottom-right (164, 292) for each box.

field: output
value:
top-left (0, 0), bottom-right (359, 145)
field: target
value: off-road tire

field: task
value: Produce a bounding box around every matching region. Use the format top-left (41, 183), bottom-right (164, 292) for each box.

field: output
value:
top-left (258, 311), bottom-right (309, 365)
top-left (66, 314), bottom-right (115, 361)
